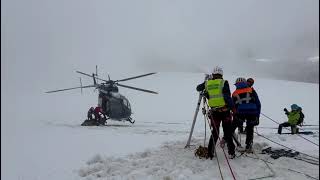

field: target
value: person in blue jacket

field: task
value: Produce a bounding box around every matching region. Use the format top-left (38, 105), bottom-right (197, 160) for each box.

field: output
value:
top-left (231, 77), bottom-right (261, 153)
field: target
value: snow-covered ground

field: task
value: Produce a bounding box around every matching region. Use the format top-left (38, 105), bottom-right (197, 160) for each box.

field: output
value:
top-left (2, 72), bottom-right (319, 180)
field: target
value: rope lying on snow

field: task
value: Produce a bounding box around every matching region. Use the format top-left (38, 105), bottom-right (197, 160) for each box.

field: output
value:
top-left (255, 131), bottom-right (319, 161)
top-left (244, 155), bottom-right (318, 180)
top-left (248, 149), bottom-right (276, 180)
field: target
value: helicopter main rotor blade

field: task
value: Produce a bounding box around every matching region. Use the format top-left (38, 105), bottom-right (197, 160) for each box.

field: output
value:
top-left (45, 85), bottom-right (95, 93)
top-left (76, 71), bottom-right (110, 83)
top-left (116, 83), bottom-right (158, 94)
top-left (115, 72), bottom-right (157, 82)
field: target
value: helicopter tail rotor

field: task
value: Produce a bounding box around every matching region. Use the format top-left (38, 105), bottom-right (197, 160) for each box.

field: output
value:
top-left (92, 73), bottom-right (97, 85)
top-left (76, 70), bottom-right (110, 84)
top-left (79, 77), bottom-right (83, 94)
top-left (95, 65), bottom-right (99, 84)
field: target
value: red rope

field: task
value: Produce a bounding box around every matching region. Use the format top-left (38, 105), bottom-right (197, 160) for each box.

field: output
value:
top-left (204, 106), bottom-right (224, 180)
top-left (210, 113), bottom-right (237, 180)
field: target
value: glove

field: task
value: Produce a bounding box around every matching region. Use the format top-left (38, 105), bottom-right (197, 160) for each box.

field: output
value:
top-left (205, 74), bottom-right (210, 80)
top-left (283, 108), bottom-right (288, 112)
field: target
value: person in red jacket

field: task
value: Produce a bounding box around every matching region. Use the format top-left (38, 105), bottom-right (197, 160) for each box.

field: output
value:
top-left (94, 106), bottom-right (107, 125)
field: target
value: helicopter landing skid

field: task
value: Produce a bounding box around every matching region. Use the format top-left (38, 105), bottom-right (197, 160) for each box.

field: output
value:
top-left (127, 117), bottom-right (135, 124)
top-left (98, 117), bottom-right (109, 126)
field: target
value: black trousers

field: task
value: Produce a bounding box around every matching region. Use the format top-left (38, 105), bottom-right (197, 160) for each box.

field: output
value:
top-left (208, 110), bottom-right (235, 156)
top-left (233, 114), bottom-right (258, 148)
top-left (278, 122), bottom-right (297, 134)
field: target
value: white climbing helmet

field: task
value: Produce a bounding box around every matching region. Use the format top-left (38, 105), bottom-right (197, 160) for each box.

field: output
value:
top-left (212, 66), bottom-right (223, 75)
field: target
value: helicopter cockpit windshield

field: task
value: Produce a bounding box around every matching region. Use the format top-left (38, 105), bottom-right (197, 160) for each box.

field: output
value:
top-left (121, 96), bottom-right (131, 109)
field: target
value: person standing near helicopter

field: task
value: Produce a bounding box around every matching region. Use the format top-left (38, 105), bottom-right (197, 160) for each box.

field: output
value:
top-left (87, 107), bottom-right (95, 121)
top-left (94, 105), bottom-right (107, 125)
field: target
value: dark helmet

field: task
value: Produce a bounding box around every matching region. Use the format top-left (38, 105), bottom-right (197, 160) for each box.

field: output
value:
top-left (291, 104), bottom-right (299, 111)
top-left (247, 78), bottom-right (254, 87)
top-left (235, 77), bottom-right (246, 84)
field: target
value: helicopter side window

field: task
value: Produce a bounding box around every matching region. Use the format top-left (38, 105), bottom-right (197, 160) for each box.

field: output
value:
top-left (122, 99), bottom-right (129, 108)
top-left (127, 101), bottom-right (131, 109)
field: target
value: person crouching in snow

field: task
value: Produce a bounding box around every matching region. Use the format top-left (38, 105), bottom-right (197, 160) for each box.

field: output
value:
top-left (232, 77), bottom-right (261, 153)
top-left (94, 106), bottom-right (107, 125)
top-left (87, 107), bottom-right (95, 121)
top-left (196, 66), bottom-right (236, 159)
top-left (278, 104), bottom-right (303, 134)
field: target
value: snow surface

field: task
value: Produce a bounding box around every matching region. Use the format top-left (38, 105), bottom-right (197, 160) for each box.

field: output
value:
top-left (2, 72), bottom-right (319, 180)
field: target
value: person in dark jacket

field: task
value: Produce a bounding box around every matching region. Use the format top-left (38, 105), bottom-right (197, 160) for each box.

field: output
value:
top-left (237, 77), bottom-right (255, 134)
top-left (196, 66), bottom-right (236, 159)
top-left (232, 77), bottom-right (261, 153)
top-left (87, 107), bottom-right (95, 120)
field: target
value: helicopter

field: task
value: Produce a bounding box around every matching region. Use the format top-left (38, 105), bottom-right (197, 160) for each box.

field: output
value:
top-left (45, 66), bottom-right (158, 126)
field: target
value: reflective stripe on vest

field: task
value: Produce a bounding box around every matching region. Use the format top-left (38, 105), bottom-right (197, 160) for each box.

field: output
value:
top-left (232, 87), bottom-right (253, 105)
top-left (205, 79), bottom-right (226, 108)
top-left (234, 93), bottom-right (252, 104)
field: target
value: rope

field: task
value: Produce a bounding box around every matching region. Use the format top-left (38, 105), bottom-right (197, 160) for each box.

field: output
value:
top-left (203, 100), bottom-right (207, 147)
top-left (293, 157), bottom-right (320, 166)
top-left (245, 155), bottom-right (318, 180)
top-left (214, 137), bottom-right (224, 180)
top-left (261, 113), bottom-right (319, 147)
top-left (248, 150), bottom-right (276, 180)
top-left (286, 168), bottom-right (319, 180)
top-left (255, 131), bottom-right (319, 160)
top-left (239, 131), bottom-right (242, 145)
top-left (203, 98), bottom-right (224, 180)
top-left (209, 112), bottom-right (237, 180)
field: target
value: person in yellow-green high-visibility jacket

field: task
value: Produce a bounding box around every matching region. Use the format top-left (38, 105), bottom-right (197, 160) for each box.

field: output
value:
top-left (196, 66), bottom-right (236, 159)
top-left (278, 104), bottom-right (304, 134)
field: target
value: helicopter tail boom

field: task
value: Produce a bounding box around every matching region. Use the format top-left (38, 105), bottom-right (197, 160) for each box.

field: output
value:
top-left (45, 85), bottom-right (95, 93)
top-left (92, 73), bottom-right (97, 85)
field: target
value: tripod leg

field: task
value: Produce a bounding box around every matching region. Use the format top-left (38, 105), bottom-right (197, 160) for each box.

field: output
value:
top-left (185, 93), bottom-right (203, 148)
top-left (232, 133), bottom-right (242, 147)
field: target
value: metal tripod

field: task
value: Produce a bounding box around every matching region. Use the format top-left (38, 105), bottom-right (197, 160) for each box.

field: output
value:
top-left (185, 92), bottom-right (242, 148)
top-left (185, 92), bottom-right (204, 148)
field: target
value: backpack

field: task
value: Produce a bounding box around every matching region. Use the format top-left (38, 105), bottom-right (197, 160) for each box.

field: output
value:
top-left (297, 109), bottom-right (304, 126)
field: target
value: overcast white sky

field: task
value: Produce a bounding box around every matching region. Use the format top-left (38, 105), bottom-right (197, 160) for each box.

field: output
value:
top-left (1, 0), bottom-right (319, 96)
